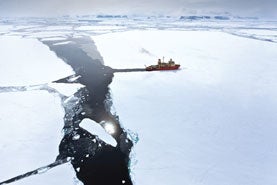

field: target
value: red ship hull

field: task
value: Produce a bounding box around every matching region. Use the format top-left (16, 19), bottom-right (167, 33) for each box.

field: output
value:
top-left (146, 64), bottom-right (180, 71)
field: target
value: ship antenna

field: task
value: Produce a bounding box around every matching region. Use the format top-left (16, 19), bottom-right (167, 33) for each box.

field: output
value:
top-left (162, 56), bottom-right (164, 63)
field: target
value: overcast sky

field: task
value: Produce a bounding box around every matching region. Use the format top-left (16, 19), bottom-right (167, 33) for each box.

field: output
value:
top-left (0, 0), bottom-right (276, 18)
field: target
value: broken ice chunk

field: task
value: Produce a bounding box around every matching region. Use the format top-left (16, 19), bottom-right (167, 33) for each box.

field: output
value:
top-left (72, 134), bottom-right (80, 140)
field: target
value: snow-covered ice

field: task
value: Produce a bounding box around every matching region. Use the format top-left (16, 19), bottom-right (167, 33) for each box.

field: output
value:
top-left (94, 30), bottom-right (277, 185)
top-left (0, 90), bottom-right (80, 184)
top-left (0, 36), bottom-right (73, 86)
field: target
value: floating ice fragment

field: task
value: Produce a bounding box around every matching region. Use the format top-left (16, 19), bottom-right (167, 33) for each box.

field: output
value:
top-left (76, 167), bottom-right (80, 172)
top-left (73, 134), bottom-right (80, 140)
top-left (80, 119), bottom-right (117, 147)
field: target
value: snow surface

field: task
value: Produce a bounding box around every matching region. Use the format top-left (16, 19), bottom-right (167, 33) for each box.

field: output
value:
top-left (0, 90), bottom-right (80, 185)
top-left (94, 30), bottom-right (277, 185)
top-left (0, 36), bottom-right (74, 86)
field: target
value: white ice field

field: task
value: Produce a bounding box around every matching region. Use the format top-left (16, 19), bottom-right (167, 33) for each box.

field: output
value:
top-left (0, 17), bottom-right (277, 185)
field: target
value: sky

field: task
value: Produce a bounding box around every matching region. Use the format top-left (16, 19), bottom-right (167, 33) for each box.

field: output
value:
top-left (0, 0), bottom-right (276, 18)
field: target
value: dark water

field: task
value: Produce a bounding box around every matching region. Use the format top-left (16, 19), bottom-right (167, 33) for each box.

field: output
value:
top-left (42, 37), bottom-right (135, 185)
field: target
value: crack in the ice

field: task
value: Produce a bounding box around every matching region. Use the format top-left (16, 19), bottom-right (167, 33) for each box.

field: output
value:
top-left (42, 36), bottom-right (135, 185)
